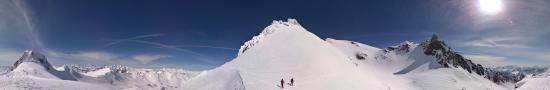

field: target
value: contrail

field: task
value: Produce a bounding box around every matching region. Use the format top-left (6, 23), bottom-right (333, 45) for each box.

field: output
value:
top-left (102, 33), bottom-right (202, 56)
top-left (124, 40), bottom-right (220, 64)
top-left (12, 0), bottom-right (44, 50)
top-left (124, 39), bottom-right (204, 56)
top-left (173, 45), bottom-right (238, 51)
top-left (104, 33), bottom-right (165, 47)
top-left (104, 34), bottom-right (223, 64)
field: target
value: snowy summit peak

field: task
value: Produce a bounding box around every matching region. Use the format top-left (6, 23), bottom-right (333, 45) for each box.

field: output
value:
top-left (272, 18), bottom-right (301, 26)
top-left (238, 18), bottom-right (307, 55)
top-left (12, 50), bottom-right (54, 71)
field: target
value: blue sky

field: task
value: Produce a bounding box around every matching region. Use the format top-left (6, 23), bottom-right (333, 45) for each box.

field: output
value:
top-left (0, 0), bottom-right (549, 70)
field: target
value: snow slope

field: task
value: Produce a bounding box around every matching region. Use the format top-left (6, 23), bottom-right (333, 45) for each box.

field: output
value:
top-left (184, 19), bottom-right (387, 90)
top-left (516, 76), bottom-right (550, 90)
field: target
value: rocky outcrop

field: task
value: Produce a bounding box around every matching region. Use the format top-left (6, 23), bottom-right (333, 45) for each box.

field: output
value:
top-left (12, 50), bottom-right (54, 71)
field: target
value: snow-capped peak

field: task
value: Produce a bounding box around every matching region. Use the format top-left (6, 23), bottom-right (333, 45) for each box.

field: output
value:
top-left (12, 50), bottom-right (54, 71)
top-left (238, 18), bottom-right (306, 55)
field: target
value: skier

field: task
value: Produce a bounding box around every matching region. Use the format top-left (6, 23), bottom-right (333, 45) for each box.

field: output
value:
top-left (290, 78), bottom-right (294, 86)
top-left (280, 78), bottom-right (285, 88)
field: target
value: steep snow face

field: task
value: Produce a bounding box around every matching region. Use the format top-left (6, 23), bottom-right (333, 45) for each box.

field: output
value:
top-left (184, 69), bottom-right (245, 90)
top-left (238, 19), bottom-right (302, 56)
top-left (185, 19), bottom-right (386, 90)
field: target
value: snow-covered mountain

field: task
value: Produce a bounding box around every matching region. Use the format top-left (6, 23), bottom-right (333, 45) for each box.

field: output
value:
top-left (183, 19), bottom-right (511, 90)
top-left (185, 19), bottom-right (388, 90)
top-left (0, 19), bottom-right (546, 90)
top-left (0, 50), bottom-right (199, 90)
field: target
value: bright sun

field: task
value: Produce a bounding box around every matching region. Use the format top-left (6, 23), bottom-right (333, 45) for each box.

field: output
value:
top-left (477, 0), bottom-right (504, 15)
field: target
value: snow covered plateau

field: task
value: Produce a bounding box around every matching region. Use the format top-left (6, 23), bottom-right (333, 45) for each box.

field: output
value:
top-left (0, 19), bottom-right (548, 90)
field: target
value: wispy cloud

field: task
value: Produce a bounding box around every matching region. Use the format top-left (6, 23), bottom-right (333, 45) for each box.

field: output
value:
top-left (103, 34), bottom-right (206, 56)
top-left (132, 54), bottom-right (171, 64)
top-left (461, 37), bottom-right (533, 49)
top-left (125, 40), bottom-right (205, 56)
top-left (41, 49), bottom-right (174, 66)
top-left (0, 0), bottom-right (45, 50)
top-left (463, 54), bottom-right (510, 66)
top-left (173, 45), bottom-right (238, 51)
top-left (104, 33), bottom-right (165, 47)
top-left (71, 51), bottom-right (119, 62)
top-left (103, 34), bottom-right (222, 64)
top-left (12, 0), bottom-right (43, 50)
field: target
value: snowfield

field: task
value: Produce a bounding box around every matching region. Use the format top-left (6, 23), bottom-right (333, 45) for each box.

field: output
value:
top-left (0, 19), bottom-right (548, 90)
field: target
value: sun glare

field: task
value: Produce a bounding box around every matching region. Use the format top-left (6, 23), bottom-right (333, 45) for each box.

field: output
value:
top-left (477, 0), bottom-right (504, 15)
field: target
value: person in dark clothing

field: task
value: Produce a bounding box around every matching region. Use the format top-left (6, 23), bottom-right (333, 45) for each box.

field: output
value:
top-left (290, 78), bottom-right (294, 86)
top-left (280, 78), bottom-right (285, 88)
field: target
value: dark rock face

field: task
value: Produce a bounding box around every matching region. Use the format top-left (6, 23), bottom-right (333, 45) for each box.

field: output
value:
top-left (12, 50), bottom-right (54, 71)
top-left (485, 70), bottom-right (525, 85)
top-left (421, 34), bottom-right (524, 85)
top-left (355, 53), bottom-right (367, 60)
top-left (383, 41), bottom-right (413, 55)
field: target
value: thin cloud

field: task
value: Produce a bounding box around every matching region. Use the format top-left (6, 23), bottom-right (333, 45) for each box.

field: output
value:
top-left (104, 33), bottom-right (165, 47)
top-left (121, 39), bottom-right (219, 64)
top-left (103, 33), bottom-right (203, 56)
top-left (0, 0), bottom-right (44, 50)
top-left (132, 54), bottom-right (171, 64)
top-left (173, 45), bottom-right (238, 51)
top-left (71, 51), bottom-right (118, 62)
top-left (460, 36), bottom-right (533, 49)
top-left (463, 54), bottom-right (512, 66)
top-left (103, 34), bottom-right (218, 64)
top-left (125, 40), bottom-right (205, 56)
top-left (12, 0), bottom-right (43, 50)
